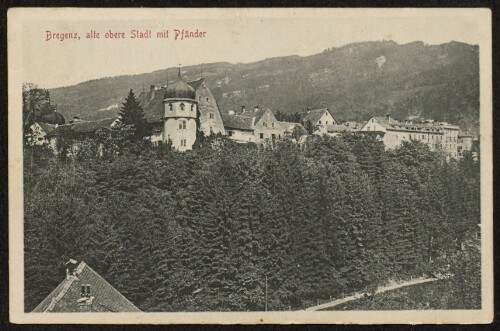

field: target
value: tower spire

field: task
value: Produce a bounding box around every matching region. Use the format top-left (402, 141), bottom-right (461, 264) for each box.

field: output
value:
top-left (178, 64), bottom-right (181, 78)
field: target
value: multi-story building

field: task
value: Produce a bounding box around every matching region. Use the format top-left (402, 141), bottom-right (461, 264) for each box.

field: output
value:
top-left (359, 115), bottom-right (461, 158)
top-left (222, 106), bottom-right (304, 144)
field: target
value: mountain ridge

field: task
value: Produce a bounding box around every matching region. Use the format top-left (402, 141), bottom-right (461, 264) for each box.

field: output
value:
top-left (47, 40), bottom-right (479, 133)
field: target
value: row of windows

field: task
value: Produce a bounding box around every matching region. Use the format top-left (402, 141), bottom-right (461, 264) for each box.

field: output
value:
top-left (262, 122), bottom-right (275, 128)
top-left (168, 103), bottom-right (196, 112)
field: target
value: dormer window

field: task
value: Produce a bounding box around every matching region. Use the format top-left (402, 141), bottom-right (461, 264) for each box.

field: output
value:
top-left (168, 103), bottom-right (173, 111)
top-left (180, 103), bottom-right (185, 111)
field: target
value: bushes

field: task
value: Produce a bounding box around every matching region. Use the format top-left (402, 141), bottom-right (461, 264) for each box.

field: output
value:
top-left (24, 134), bottom-right (480, 311)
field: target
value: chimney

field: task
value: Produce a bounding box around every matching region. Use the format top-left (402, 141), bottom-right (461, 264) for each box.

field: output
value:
top-left (150, 84), bottom-right (155, 91)
top-left (65, 259), bottom-right (78, 278)
top-left (241, 106), bottom-right (246, 114)
top-left (307, 107), bottom-right (311, 113)
top-left (254, 105), bottom-right (259, 112)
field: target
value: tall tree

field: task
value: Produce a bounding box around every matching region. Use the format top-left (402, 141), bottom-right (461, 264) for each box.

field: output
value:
top-left (118, 89), bottom-right (147, 139)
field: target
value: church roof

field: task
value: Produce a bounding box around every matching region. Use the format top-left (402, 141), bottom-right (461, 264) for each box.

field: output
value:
top-left (32, 261), bottom-right (141, 312)
top-left (164, 70), bottom-right (196, 100)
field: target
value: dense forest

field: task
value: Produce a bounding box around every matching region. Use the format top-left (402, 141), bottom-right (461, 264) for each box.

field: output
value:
top-left (48, 41), bottom-right (480, 134)
top-left (24, 132), bottom-right (480, 312)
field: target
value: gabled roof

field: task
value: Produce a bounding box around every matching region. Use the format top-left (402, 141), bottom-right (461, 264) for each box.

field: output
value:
top-left (32, 261), bottom-right (140, 312)
top-left (187, 78), bottom-right (205, 91)
top-left (299, 108), bottom-right (331, 124)
top-left (139, 89), bottom-right (167, 123)
top-left (46, 117), bottom-right (118, 137)
top-left (222, 114), bottom-right (254, 130)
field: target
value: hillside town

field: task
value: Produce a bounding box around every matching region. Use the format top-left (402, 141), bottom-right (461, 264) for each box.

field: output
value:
top-left (26, 70), bottom-right (478, 161)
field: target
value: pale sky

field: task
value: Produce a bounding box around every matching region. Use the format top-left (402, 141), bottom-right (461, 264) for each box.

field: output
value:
top-left (16, 8), bottom-right (488, 89)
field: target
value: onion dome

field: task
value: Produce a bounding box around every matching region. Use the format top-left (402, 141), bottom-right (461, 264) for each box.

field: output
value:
top-left (164, 68), bottom-right (196, 100)
top-left (40, 111), bottom-right (66, 125)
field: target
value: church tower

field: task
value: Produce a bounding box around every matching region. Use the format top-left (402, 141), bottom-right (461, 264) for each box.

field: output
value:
top-left (163, 68), bottom-right (198, 151)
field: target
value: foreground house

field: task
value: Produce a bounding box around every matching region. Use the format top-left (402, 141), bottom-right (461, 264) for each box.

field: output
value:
top-left (32, 259), bottom-right (141, 313)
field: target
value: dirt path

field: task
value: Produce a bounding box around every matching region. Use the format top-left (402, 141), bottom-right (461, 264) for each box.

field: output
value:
top-left (304, 277), bottom-right (439, 311)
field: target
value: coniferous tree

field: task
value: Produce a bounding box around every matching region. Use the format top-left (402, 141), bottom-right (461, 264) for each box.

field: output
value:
top-left (118, 89), bottom-right (147, 139)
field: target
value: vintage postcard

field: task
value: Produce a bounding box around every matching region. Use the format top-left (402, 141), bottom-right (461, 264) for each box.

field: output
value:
top-left (8, 7), bottom-right (493, 324)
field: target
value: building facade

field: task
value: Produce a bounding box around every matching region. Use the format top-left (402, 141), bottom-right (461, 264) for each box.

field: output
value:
top-left (223, 106), bottom-right (305, 144)
top-left (359, 116), bottom-right (462, 158)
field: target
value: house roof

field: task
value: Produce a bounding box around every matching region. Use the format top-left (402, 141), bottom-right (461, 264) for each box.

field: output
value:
top-left (138, 89), bottom-right (166, 123)
top-left (325, 124), bottom-right (353, 133)
top-left (222, 108), bottom-right (272, 131)
top-left (368, 116), bottom-right (447, 133)
top-left (32, 261), bottom-right (141, 312)
top-left (222, 114), bottom-right (254, 130)
top-left (37, 122), bottom-right (57, 134)
top-left (299, 108), bottom-right (331, 124)
top-left (187, 78), bottom-right (205, 91)
top-left (46, 117), bottom-right (117, 137)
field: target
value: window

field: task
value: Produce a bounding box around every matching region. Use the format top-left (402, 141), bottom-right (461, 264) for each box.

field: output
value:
top-left (272, 122), bottom-right (274, 128)
top-left (227, 130), bottom-right (233, 137)
top-left (180, 103), bottom-right (185, 111)
top-left (409, 134), bottom-right (412, 139)
top-left (318, 120), bottom-right (322, 124)
top-left (168, 103), bottom-right (173, 111)
top-left (191, 104), bottom-right (195, 112)
top-left (422, 135), bottom-right (425, 139)
top-left (260, 133), bottom-right (264, 139)
top-left (206, 97), bottom-right (209, 102)
top-left (179, 120), bottom-right (186, 130)
top-left (199, 96), bottom-right (201, 101)
top-left (372, 119), bottom-right (374, 123)
top-left (271, 134), bottom-right (276, 140)
top-left (325, 121), bottom-right (328, 125)
top-left (209, 113), bottom-right (214, 119)
top-left (180, 139), bottom-right (187, 147)
top-left (263, 122), bottom-right (267, 127)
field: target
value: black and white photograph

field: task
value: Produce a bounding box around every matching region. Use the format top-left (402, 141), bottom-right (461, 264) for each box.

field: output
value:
top-left (7, 7), bottom-right (493, 324)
